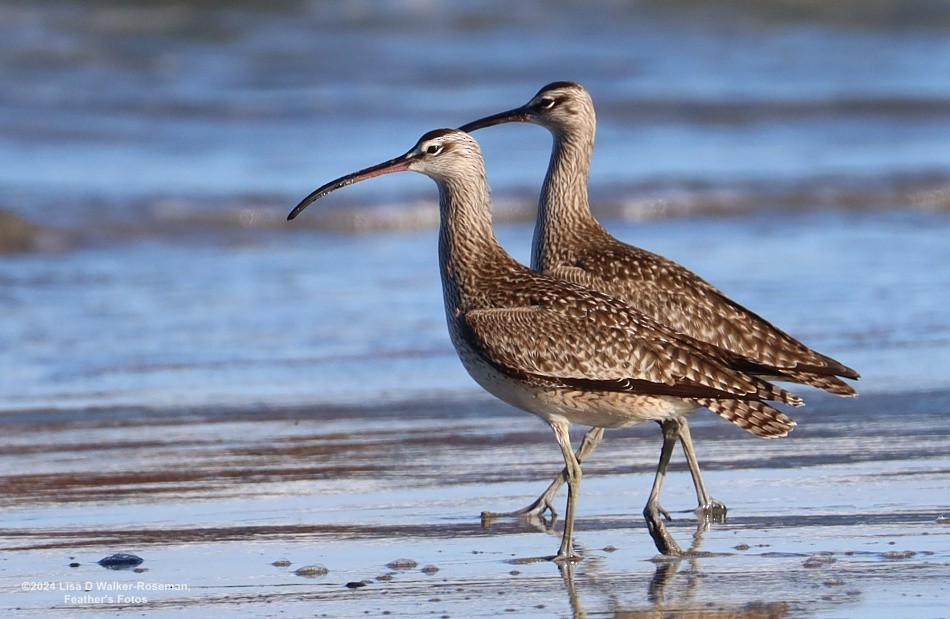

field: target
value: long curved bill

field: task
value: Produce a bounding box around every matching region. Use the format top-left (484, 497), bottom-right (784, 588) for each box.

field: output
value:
top-left (288, 152), bottom-right (414, 220)
top-left (457, 106), bottom-right (529, 133)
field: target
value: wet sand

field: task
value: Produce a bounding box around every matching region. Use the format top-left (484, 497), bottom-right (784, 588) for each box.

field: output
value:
top-left (2, 391), bottom-right (947, 618)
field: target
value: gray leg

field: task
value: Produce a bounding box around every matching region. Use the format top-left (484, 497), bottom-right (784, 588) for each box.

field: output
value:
top-left (550, 419), bottom-right (582, 563)
top-left (677, 419), bottom-right (727, 521)
top-left (482, 427), bottom-right (604, 522)
top-left (644, 420), bottom-right (685, 556)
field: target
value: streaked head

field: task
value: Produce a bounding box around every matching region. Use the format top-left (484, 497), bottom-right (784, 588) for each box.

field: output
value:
top-left (288, 129), bottom-right (482, 220)
top-left (458, 81), bottom-right (595, 136)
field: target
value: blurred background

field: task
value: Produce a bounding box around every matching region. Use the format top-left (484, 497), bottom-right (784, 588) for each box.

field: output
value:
top-left (2, 0), bottom-right (949, 413)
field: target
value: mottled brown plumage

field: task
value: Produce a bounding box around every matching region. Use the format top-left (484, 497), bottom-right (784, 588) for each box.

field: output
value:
top-left (460, 82), bottom-right (859, 540)
top-left (461, 82), bottom-right (859, 389)
top-left (288, 128), bottom-right (802, 561)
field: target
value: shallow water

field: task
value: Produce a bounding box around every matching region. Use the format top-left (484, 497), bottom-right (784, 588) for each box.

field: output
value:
top-left (3, 209), bottom-right (948, 414)
top-left (2, 392), bottom-right (948, 617)
top-left (2, 208), bottom-right (949, 617)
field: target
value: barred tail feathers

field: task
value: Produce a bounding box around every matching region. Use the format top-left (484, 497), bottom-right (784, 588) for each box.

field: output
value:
top-left (755, 380), bottom-right (804, 407)
top-left (698, 398), bottom-right (797, 438)
top-left (781, 371), bottom-right (858, 397)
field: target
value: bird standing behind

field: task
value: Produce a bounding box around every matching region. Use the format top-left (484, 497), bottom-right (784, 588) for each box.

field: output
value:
top-left (459, 82), bottom-right (859, 547)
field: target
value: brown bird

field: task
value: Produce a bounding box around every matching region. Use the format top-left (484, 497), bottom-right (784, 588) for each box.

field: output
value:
top-left (288, 128), bottom-right (802, 560)
top-left (459, 81), bottom-right (859, 540)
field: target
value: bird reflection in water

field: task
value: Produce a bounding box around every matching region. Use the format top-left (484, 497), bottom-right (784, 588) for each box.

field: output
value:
top-left (555, 522), bottom-right (790, 619)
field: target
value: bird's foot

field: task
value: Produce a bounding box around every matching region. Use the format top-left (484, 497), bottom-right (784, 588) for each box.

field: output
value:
top-left (695, 498), bottom-right (727, 523)
top-left (550, 547), bottom-right (582, 564)
top-left (481, 496), bottom-right (557, 525)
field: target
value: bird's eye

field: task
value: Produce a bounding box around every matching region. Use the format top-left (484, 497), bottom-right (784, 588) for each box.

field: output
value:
top-left (538, 96), bottom-right (557, 110)
top-left (425, 144), bottom-right (443, 155)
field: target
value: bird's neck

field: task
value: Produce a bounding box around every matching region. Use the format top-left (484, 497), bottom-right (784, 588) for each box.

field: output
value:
top-left (531, 129), bottom-right (603, 270)
top-left (437, 174), bottom-right (517, 312)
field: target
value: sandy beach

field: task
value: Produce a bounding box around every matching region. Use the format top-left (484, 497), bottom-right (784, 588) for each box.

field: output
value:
top-left (3, 389), bottom-right (948, 617)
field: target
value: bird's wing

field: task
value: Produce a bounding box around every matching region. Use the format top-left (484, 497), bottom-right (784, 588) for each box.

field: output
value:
top-left (558, 244), bottom-right (859, 381)
top-left (461, 304), bottom-right (783, 402)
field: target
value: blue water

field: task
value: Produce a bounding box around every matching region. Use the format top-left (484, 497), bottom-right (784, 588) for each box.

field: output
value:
top-left (3, 0), bottom-right (950, 226)
top-left (3, 209), bottom-right (948, 413)
top-left (2, 1), bottom-right (950, 414)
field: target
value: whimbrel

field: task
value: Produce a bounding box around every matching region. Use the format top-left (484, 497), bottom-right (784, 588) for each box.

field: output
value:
top-left (460, 81), bottom-right (859, 541)
top-left (288, 128), bottom-right (803, 560)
